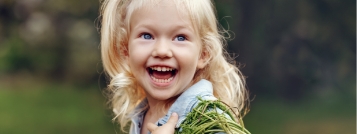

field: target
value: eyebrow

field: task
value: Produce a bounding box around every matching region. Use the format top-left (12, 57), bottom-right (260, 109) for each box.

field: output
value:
top-left (133, 23), bottom-right (195, 33)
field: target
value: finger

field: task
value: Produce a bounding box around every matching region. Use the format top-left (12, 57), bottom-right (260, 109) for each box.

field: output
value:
top-left (147, 122), bottom-right (158, 132)
top-left (166, 112), bottom-right (179, 126)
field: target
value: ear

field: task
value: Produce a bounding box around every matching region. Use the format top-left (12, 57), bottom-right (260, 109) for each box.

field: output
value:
top-left (120, 45), bottom-right (130, 62)
top-left (121, 44), bottom-right (129, 56)
top-left (197, 49), bottom-right (209, 69)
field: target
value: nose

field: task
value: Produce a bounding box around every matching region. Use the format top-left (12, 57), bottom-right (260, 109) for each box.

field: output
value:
top-left (151, 39), bottom-right (173, 58)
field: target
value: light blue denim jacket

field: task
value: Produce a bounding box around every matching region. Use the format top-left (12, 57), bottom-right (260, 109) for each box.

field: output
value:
top-left (129, 79), bottom-right (218, 134)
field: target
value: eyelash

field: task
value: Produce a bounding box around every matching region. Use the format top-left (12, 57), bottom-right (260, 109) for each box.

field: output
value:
top-left (175, 35), bottom-right (187, 41)
top-left (140, 33), bottom-right (153, 40)
top-left (139, 33), bottom-right (187, 41)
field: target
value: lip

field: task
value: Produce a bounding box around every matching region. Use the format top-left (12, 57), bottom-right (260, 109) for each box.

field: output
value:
top-left (147, 63), bottom-right (176, 69)
top-left (149, 74), bottom-right (176, 87)
top-left (146, 64), bottom-right (177, 87)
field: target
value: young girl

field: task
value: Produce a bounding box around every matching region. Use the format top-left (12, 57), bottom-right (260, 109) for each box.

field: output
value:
top-left (100, 0), bottom-right (250, 133)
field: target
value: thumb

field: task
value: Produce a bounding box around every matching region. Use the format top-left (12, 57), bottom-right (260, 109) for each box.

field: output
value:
top-left (147, 113), bottom-right (179, 134)
top-left (147, 122), bottom-right (158, 132)
top-left (166, 112), bottom-right (179, 126)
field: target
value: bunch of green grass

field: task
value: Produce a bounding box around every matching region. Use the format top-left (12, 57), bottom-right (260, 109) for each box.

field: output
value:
top-left (175, 97), bottom-right (250, 134)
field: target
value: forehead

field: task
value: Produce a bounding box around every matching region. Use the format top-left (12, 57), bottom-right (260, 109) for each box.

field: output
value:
top-left (128, 0), bottom-right (187, 12)
top-left (127, 0), bottom-right (196, 30)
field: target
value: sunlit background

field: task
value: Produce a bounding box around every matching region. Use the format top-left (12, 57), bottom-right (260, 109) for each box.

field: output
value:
top-left (0, 0), bottom-right (355, 134)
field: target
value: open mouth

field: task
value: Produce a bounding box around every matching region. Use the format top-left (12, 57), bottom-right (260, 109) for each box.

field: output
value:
top-left (147, 66), bottom-right (177, 83)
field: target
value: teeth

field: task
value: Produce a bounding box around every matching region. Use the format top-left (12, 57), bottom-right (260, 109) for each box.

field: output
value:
top-left (150, 76), bottom-right (174, 83)
top-left (150, 66), bottom-right (174, 72)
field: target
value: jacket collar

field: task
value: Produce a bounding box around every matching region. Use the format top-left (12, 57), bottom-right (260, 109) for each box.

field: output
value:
top-left (157, 79), bottom-right (213, 127)
top-left (132, 79), bottom-right (213, 128)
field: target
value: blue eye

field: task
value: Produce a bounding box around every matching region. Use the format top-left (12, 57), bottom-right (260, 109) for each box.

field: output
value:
top-left (141, 34), bottom-right (153, 40)
top-left (175, 35), bottom-right (186, 41)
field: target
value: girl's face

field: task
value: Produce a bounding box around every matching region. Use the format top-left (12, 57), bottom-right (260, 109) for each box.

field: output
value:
top-left (127, 0), bottom-right (206, 102)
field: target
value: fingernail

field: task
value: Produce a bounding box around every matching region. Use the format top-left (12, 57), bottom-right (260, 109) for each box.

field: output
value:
top-left (172, 112), bottom-right (178, 116)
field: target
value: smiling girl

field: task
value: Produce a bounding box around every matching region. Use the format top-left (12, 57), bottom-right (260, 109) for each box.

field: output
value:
top-left (100, 0), bottom-right (250, 134)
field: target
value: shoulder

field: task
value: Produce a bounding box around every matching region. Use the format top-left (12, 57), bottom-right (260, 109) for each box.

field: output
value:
top-left (163, 79), bottom-right (215, 126)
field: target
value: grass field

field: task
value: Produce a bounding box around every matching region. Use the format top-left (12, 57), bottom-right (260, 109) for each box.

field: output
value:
top-left (0, 79), bottom-right (123, 134)
top-left (244, 94), bottom-right (355, 134)
top-left (0, 78), bottom-right (355, 134)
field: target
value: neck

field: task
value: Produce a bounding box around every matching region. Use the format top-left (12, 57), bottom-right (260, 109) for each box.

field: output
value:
top-left (147, 101), bottom-right (165, 119)
top-left (145, 96), bottom-right (177, 120)
top-left (140, 99), bottom-right (172, 134)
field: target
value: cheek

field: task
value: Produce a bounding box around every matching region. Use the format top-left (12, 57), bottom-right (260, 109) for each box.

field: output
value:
top-left (127, 45), bottom-right (141, 60)
top-left (178, 53), bottom-right (200, 73)
top-left (127, 46), bottom-right (150, 70)
top-left (127, 48), bottom-right (140, 68)
top-left (127, 54), bottom-right (144, 67)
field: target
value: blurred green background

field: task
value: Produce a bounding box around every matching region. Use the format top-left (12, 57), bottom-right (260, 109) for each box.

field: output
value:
top-left (0, 0), bottom-right (355, 134)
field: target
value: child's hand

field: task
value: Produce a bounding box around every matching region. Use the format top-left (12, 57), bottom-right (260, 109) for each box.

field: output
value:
top-left (147, 112), bottom-right (178, 134)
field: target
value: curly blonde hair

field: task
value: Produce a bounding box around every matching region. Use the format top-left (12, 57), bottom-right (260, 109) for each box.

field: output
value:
top-left (99, 0), bottom-right (249, 131)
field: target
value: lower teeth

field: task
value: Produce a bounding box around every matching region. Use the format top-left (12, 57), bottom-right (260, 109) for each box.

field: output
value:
top-left (151, 76), bottom-right (173, 83)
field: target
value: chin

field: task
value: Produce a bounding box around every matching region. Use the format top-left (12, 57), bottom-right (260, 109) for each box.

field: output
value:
top-left (150, 92), bottom-right (177, 101)
top-left (153, 95), bottom-right (172, 101)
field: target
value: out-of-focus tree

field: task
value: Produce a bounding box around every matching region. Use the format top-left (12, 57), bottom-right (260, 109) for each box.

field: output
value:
top-left (0, 0), bottom-right (101, 85)
top-left (0, 0), bottom-right (355, 100)
top-left (215, 0), bottom-right (355, 101)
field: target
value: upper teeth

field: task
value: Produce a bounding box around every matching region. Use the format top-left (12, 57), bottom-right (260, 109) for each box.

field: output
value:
top-left (150, 67), bottom-right (173, 72)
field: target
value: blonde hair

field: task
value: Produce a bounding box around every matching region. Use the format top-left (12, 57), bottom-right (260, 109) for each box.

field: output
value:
top-left (99, 0), bottom-right (249, 131)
